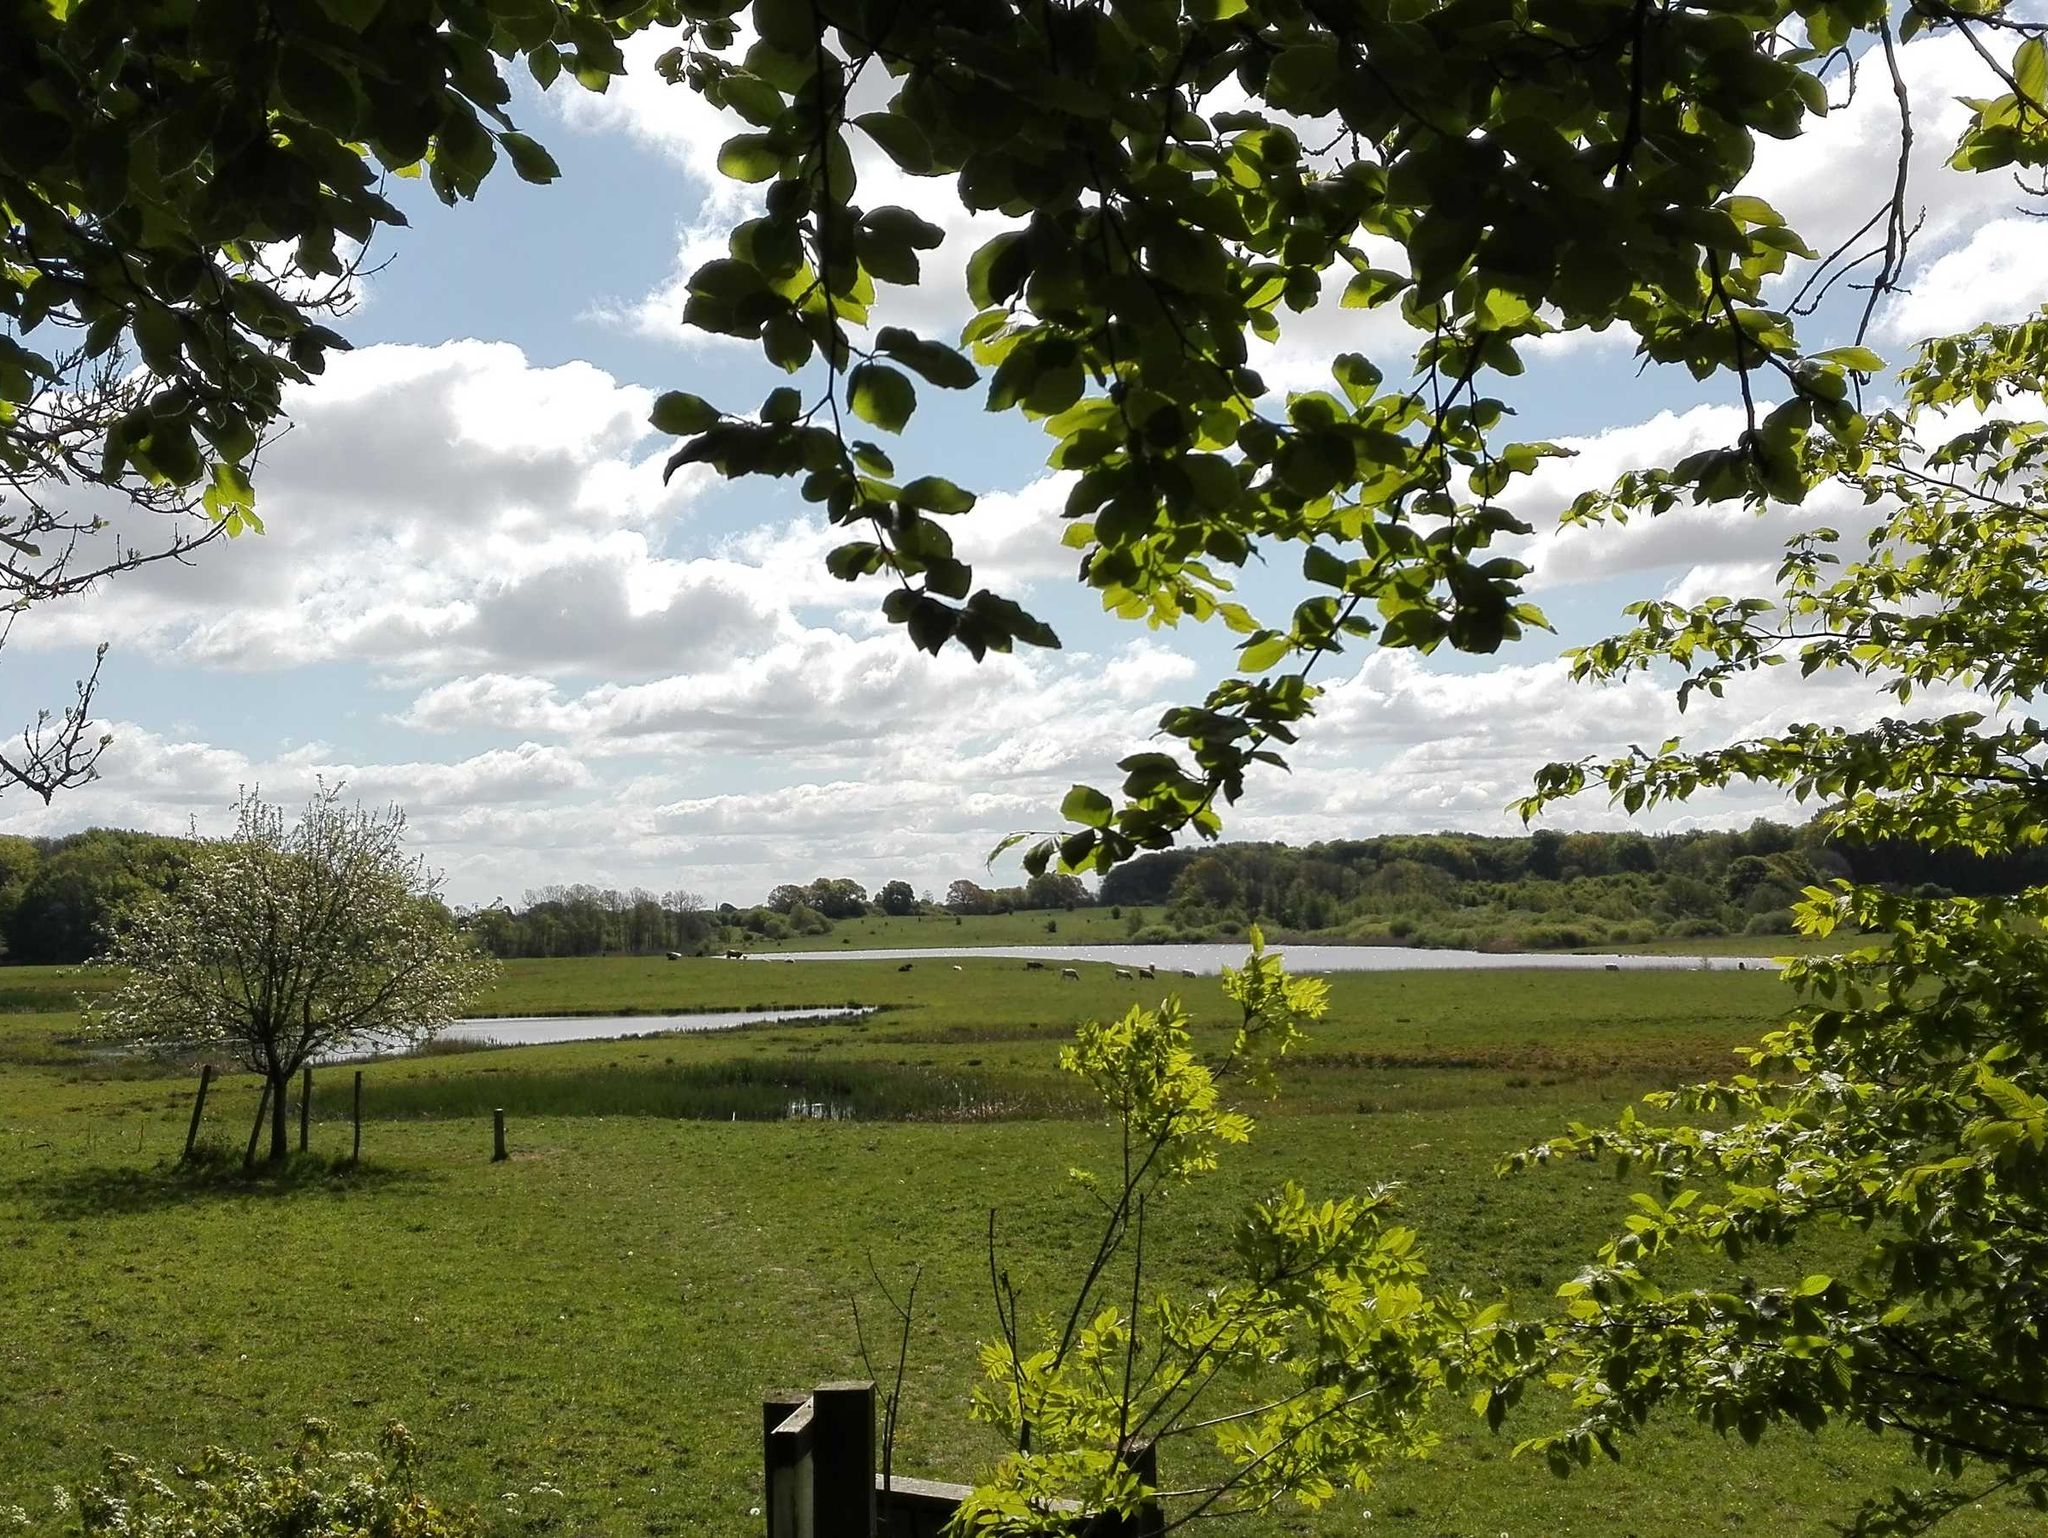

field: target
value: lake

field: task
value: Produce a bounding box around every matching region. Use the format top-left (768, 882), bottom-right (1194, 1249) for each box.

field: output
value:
top-left (766, 942), bottom-right (1771, 973)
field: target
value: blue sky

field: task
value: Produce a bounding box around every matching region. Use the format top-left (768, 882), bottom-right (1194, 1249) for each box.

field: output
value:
top-left (3, 29), bottom-right (2041, 907)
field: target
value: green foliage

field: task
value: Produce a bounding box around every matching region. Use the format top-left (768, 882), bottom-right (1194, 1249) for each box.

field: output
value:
top-left (1, 829), bottom-right (190, 965)
top-left (959, 933), bottom-right (1520, 1529)
top-left (645, 0), bottom-right (2036, 875)
top-left (1087, 822), bottom-right (2020, 947)
top-left (1499, 308), bottom-right (2048, 1521)
top-left (67, 1421), bottom-right (471, 1538)
top-left (0, 0), bottom-right (676, 514)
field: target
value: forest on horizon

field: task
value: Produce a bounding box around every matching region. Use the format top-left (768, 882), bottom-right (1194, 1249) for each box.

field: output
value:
top-left (4, 817), bottom-right (2041, 965)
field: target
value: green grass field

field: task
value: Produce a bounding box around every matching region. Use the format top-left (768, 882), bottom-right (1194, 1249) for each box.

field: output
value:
top-left (0, 954), bottom-right (2028, 1536)
top-left (733, 906), bottom-right (1817, 958)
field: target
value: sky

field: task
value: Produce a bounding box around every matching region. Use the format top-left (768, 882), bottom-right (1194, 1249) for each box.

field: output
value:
top-left (2, 28), bottom-right (2041, 908)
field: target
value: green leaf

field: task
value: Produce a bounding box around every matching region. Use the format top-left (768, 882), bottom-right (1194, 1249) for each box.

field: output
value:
top-left (848, 363), bottom-right (916, 433)
top-left (876, 327), bottom-right (978, 389)
top-left (852, 111), bottom-right (935, 174)
top-left (650, 391), bottom-right (718, 434)
top-left (901, 476), bottom-right (976, 513)
top-left (717, 133), bottom-right (786, 184)
top-left (1061, 784), bottom-right (1114, 828)
top-left (2016, 38), bottom-right (2047, 102)
top-left (966, 232), bottom-right (1032, 308)
top-left (1813, 346), bottom-right (1887, 373)
top-left (1239, 633), bottom-right (1292, 673)
top-left (1341, 269), bottom-right (1410, 309)
top-left (498, 131), bottom-right (560, 185)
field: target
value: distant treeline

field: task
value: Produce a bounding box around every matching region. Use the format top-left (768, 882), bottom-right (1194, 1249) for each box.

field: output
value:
top-left (5, 820), bottom-right (2047, 965)
top-left (1094, 822), bottom-right (2048, 949)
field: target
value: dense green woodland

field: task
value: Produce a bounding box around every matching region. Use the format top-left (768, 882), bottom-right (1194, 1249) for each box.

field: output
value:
top-left (1097, 820), bottom-right (2048, 947)
top-left (9, 819), bottom-right (2048, 964)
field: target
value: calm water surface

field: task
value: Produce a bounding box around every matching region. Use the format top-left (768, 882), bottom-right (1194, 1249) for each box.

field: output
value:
top-left (436, 1006), bottom-right (867, 1048)
top-left (766, 943), bottom-right (1771, 974)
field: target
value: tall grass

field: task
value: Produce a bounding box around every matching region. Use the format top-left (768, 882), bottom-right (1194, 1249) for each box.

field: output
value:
top-left (321, 1056), bottom-right (1093, 1124)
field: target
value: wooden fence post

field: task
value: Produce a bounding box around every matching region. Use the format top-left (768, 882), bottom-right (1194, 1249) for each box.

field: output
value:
top-left (492, 1108), bottom-right (507, 1162)
top-left (1112, 1439), bottom-right (1162, 1538)
top-left (765, 1397), bottom-right (815, 1538)
top-left (298, 1064), bottom-right (313, 1153)
top-left (243, 1079), bottom-right (272, 1170)
top-left (352, 1070), bottom-right (364, 1163)
top-left (811, 1381), bottom-right (876, 1538)
top-left (763, 1394), bottom-right (808, 1538)
top-left (182, 1064), bottom-right (213, 1162)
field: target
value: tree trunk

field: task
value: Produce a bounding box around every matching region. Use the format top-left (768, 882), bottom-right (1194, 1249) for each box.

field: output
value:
top-left (269, 1069), bottom-right (291, 1162)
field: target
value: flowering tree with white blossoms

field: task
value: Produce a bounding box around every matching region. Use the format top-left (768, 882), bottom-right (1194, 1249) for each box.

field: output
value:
top-left (90, 786), bottom-right (496, 1162)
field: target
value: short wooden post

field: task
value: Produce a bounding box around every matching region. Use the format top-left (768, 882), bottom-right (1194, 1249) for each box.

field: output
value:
top-left (1112, 1438), bottom-right (1162, 1538)
top-left (182, 1064), bottom-right (214, 1162)
top-left (492, 1108), bottom-right (507, 1162)
top-left (298, 1064), bottom-right (313, 1153)
top-left (351, 1070), bottom-right (364, 1163)
top-left (766, 1396), bottom-right (816, 1538)
top-left (243, 1079), bottom-right (272, 1170)
top-left (812, 1380), bottom-right (876, 1538)
top-left (763, 1394), bottom-right (809, 1538)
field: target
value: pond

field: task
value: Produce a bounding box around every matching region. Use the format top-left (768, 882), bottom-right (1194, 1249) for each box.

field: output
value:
top-left (437, 1006), bottom-right (869, 1048)
top-left (765, 942), bottom-right (1770, 974)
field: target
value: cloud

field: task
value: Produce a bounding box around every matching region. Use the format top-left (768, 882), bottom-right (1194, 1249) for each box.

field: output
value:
top-left (10, 340), bottom-right (820, 678)
top-left (1222, 645), bottom-right (1990, 844)
top-left (0, 727), bottom-right (592, 835)
top-left (1748, 35), bottom-right (2024, 271)
top-left (393, 630), bottom-right (1188, 766)
top-left (1881, 216), bottom-right (2048, 341)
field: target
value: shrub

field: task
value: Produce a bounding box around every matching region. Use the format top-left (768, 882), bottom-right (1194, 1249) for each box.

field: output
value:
top-left (1669, 917), bottom-right (1727, 937)
top-left (1519, 923), bottom-right (1593, 949)
top-left (70, 1422), bottom-right (474, 1538)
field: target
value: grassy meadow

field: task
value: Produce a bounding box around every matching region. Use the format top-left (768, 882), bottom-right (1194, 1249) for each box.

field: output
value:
top-left (0, 951), bottom-right (2029, 1535)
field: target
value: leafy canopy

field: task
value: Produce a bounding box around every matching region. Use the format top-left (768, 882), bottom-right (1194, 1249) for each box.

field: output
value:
top-left (0, 0), bottom-right (685, 801)
top-left (1494, 306), bottom-right (2048, 1525)
top-left (652, 0), bottom-right (2043, 875)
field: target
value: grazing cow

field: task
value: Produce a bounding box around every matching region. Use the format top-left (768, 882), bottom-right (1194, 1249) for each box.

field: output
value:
top-left (1603, 963), bottom-right (1620, 972)
top-left (725, 949), bottom-right (745, 960)
top-left (1114, 968), bottom-right (1135, 980)
top-left (665, 951), bottom-right (683, 961)
top-left (952, 965), bottom-right (964, 972)
top-left (1180, 968), bottom-right (1196, 977)
top-left (898, 962), bottom-right (914, 972)
top-left (1137, 965), bottom-right (1156, 979)
top-left (1023, 961), bottom-right (1047, 971)
top-left (1061, 968), bottom-right (1080, 981)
